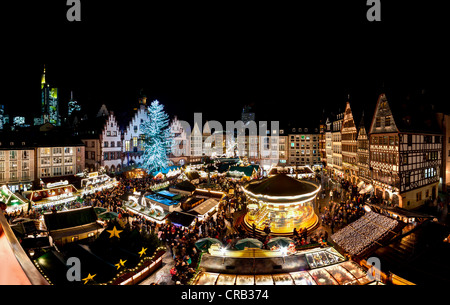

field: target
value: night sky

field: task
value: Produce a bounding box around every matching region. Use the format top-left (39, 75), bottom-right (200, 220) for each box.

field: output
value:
top-left (3, 1), bottom-right (448, 126)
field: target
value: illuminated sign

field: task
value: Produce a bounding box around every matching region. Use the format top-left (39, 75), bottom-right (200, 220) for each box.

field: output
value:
top-left (88, 172), bottom-right (99, 178)
top-left (47, 180), bottom-right (69, 188)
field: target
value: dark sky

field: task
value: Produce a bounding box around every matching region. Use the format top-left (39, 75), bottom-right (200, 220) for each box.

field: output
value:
top-left (3, 1), bottom-right (449, 126)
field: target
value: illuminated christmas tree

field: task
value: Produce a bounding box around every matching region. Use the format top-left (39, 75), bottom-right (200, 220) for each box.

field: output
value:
top-left (140, 100), bottom-right (172, 174)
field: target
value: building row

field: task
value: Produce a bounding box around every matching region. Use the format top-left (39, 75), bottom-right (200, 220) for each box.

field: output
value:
top-left (324, 93), bottom-right (446, 210)
top-left (0, 124), bottom-right (85, 192)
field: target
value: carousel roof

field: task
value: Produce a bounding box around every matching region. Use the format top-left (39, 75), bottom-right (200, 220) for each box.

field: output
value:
top-left (244, 174), bottom-right (319, 199)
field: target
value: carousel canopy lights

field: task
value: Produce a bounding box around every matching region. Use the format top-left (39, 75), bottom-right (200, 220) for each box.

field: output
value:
top-left (243, 174), bottom-right (321, 203)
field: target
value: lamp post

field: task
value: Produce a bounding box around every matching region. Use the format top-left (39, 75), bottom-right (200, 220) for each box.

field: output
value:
top-left (220, 247), bottom-right (226, 265)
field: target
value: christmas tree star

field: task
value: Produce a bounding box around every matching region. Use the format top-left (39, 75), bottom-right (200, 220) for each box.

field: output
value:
top-left (107, 226), bottom-right (123, 238)
top-left (115, 259), bottom-right (127, 270)
top-left (138, 247), bottom-right (147, 257)
top-left (82, 273), bottom-right (96, 284)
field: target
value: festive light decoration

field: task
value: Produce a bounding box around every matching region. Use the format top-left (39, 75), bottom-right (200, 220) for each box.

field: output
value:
top-left (106, 226), bottom-right (123, 239)
top-left (138, 247), bottom-right (147, 257)
top-left (82, 273), bottom-right (96, 285)
top-left (140, 100), bottom-right (172, 174)
top-left (115, 259), bottom-right (127, 270)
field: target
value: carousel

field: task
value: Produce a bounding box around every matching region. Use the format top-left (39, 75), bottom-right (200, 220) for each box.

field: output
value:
top-left (242, 174), bottom-right (321, 235)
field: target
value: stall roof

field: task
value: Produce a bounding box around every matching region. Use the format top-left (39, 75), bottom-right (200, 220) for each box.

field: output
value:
top-left (228, 166), bottom-right (255, 177)
top-left (369, 204), bottom-right (434, 219)
top-left (166, 211), bottom-right (197, 228)
top-left (189, 198), bottom-right (219, 216)
top-left (172, 180), bottom-right (196, 192)
top-left (44, 207), bottom-right (98, 231)
top-left (49, 222), bottom-right (103, 240)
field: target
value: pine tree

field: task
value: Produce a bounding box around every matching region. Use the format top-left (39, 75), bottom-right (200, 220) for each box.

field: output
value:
top-left (140, 100), bottom-right (172, 174)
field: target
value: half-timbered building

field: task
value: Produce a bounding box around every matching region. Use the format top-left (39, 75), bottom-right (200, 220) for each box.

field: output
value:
top-left (369, 93), bottom-right (442, 209)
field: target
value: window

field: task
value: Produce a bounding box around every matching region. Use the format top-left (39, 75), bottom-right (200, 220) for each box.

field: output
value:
top-left (407, 134), bottom-right (412, 146)
top-left (110, 141), bottom-right (115, 148)
top-left (10, 171), bottom-right (18, 180)
top-left (375, 117), bottom-right (381, 128)
top-left (90, 152), bottom-right (95, 160)
top-left (65, 166), bottom-right (74, 175)
top-left (64, 157), bottom-right (73, 164)
top-left (22, 151), bottom-right (30, 159)
top-left (104, 152), bottom-right (109, 160)
top-left (52, 167), bottom-right (62, 176)
top-left (133, 137), bottom-right (138, 148)
top-left (416, 192), bottom-right (422, 201)
top-left (0, 152), bottom-right (4, 160)
top-left (134, 126), bottom-right (138, 132)
top-left (10, 151), bottom-right (17, 160)
top-left (104, 141), bottom-right (109, 148)
top-left (405, 173), bottom-right (410, 185)
top-left (117, 141), bottom-right (121, 147)
top-left (41, 157), bottom-right (50, 165)
top-left (385, 116), bottom-right (391, 127)
top-left (22, 171), bottom-right (29, 180)
top-left (53, 157), bottom-right (62, 164)
top-left (22, 161), bottom-right (29, 170)
top-left (113, 131), bottom-right (117, 137)
top-left (107, 131), bottom-right (111, 136)
top-left (64, 147), bottom-right (73, 154)
top-left (125, 141), bottom-right (130, 151)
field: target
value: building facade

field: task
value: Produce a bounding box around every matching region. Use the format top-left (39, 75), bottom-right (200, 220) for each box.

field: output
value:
top-left (0, 140), bottom-right (35, 192)
top-left (101, 112), bottom-right (122, 173)
top-left (436, 112), bottom-right (450, 192)
top-left (287, 126), bottom-right (321, 169)
top-left (169, 116), bottom-right (190, 166)
top-left (331, 112), bottom-right (344, 180)
top-left (325, 117), bottom-right (333, 168)
top-left (357, 115), bottom-right (371, 184)
top-left (369, 93), bottom-right (442, 209)
top-left (122, 104), bottom-right (148, 167)
top-left (341, 102), bottom-right (358, 184)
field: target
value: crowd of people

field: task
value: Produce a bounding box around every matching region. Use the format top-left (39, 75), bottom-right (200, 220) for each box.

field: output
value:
top-left (3, 168), bottom-right (433, 284)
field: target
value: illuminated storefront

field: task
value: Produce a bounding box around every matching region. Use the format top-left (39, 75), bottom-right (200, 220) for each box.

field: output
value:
top-left (242, 174), bottom-right (321, 235)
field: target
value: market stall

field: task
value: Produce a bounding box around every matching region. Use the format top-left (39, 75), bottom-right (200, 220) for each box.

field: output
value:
top-left (26, 184), bottom-right (79, 210)
top-left (0, 185), bottom-right (29, 213)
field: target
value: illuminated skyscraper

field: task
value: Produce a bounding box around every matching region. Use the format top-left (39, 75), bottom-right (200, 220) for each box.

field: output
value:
top-left (40, 65), bottom-right (61, 126)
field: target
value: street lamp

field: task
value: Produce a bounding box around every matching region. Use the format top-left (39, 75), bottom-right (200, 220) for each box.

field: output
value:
top-left (220, 247), bottom-right (226, 264)
top-left (280, 246), bottom-right (288, 264)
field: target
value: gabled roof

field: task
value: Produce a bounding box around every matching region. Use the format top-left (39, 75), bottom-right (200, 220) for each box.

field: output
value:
top-left (370, 92), bottom-right (442, 134)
